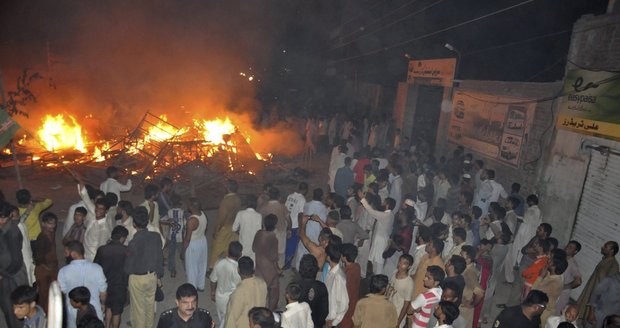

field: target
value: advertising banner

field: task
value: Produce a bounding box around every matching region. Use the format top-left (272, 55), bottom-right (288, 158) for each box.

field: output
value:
top-left (448, 91), bottom-right (534, 167)
top-left (557, 68), bottom-right (620, 140)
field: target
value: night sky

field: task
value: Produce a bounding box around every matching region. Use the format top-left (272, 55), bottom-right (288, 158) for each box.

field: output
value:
top-left (0, 0), bottom-right (610, 115)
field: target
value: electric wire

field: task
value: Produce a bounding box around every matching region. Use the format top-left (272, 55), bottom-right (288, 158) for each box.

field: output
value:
top-left (331, 0), bottom-right (536, 63)
top-left (330, 0), bottom-right (445, 51)
top-left (335, 0), bottom-right (421, 43)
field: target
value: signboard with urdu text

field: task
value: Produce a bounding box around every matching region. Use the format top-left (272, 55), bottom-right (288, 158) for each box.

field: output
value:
top-left (557, 68), bottom-right (620, 140)
top-left (407, 58), bottom-right (456, 87)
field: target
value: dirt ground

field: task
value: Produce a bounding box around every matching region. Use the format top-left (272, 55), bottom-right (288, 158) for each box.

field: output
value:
top-left (0, 151), bottom-right (330, 327)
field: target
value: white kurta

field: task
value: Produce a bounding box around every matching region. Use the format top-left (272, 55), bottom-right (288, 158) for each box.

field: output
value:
top-left (504, 204), bottom-right (541, 282)
top-left (361, 199), bottom-right (394, 264)
top-left (100, 177), bottom-right (132, 201)
top-left (325, 264), bottom-right (349, 326)
top-left (232, 208), bottom-right (263, 260)
top-left (209, 257), bottom-right (241, 328)
top-left (17, 222), bottom-right (35, 284)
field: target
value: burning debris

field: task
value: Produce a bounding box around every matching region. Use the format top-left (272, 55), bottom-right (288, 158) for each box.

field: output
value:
top-left (3, 111), bottom-right (273, 180)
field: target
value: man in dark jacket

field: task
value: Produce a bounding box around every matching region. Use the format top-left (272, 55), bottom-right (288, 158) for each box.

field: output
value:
top-left (0, 202), bottom-right (27, 328)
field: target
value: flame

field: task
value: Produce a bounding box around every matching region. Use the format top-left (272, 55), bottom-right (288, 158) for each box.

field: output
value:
top-left (194, 117), bottom-right (236, 144)
top-left (92, 141), bottom-right (111, 162)
top-left (147, 115), bottom-right (188, 142)
top-left (37, 114), bottom-right (87, 152)
top-left (25, 113), bottom-right (271, 172)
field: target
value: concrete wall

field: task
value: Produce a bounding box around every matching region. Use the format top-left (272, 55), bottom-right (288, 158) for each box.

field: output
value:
top-left (434, 80), bottom-right (562, 199)
top-left (537, 12), bottom-right (620, 244)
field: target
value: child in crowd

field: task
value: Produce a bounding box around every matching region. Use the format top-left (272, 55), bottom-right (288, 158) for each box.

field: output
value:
top-left (33, 212), bottom-right (59, 314)
top-left (162, 194), bottom-right (186, 278)
top-left (389, 254), bottom-right (414, 328)
top-left (521, 238), bottom-right (551, 299)
top-left (281, 283), bottom-right (314, 328)
top-left (69, 287), bottom-right (97, 326)
top-left (63, 207), bottom-right (88, 244)
top-left (11, 285), bottom-right (46, 328)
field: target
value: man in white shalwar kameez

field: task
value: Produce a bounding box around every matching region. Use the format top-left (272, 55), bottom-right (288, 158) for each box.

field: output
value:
top-left (504, 195), bottom-right (542, 283)
top-left (359, 191), bottom-right (395, 275)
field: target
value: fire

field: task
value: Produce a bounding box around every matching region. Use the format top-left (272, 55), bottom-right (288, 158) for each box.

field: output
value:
top-left (15, 112), bottom-right (273, 174)
top-left (147, 115), bottom-right (187, 142)
top-left (194, 117), bottom-right (236, 144)
top-left (92, 141), bottom-right (111, 162)
top-left (37, 114), bottom-right (87, 152)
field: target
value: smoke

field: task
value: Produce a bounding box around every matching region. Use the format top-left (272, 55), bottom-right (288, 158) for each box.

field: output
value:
top-left (1, 0), bottom-right (303, 155)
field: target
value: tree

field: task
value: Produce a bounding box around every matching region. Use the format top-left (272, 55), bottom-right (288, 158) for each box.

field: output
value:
top-left (1, 69), bottom-right (42, 117)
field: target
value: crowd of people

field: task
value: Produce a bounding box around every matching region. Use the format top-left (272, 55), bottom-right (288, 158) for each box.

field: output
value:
top-left (1, 125), bottom-right (620, 328)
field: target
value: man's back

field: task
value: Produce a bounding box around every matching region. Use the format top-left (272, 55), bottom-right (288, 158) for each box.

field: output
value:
top-left (281, 301), bottom-right (313, 328)
top-left (298, 278), bottom-right (329, 328)
top-left (224, 277), bottom-right (267, 328)
top-left (58, 260), bottom-right (107, 326)
top-left (352, 294), bottom-right (397, 328)
top-left (94, 242), bottom-right (128, 286)
top-left (125, 229), bottom-right (163, 276)
top-left (210, 257), bottom-right (240, 298)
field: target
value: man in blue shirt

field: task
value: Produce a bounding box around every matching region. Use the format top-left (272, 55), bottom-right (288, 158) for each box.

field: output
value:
top-left (58, 241), bottom-right (107, 328)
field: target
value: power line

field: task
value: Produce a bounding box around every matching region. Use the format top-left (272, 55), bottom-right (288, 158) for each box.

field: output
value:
top-left (330, 0), bottom-right (445, 51)
top-left (336, 0), bottom-right (416, 41)
top-left (331, 0), bottom-right (535, 63)
top-left (525, 56), bottom-right (566, 82)
top-left (338, 0), bottom-right (391, 28)
top-left (462, 30), bottom-right (571, 57)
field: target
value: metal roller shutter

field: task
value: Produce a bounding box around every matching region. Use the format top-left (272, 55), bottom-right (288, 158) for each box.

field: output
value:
top-left (570, 150), bottom-right (620, 299)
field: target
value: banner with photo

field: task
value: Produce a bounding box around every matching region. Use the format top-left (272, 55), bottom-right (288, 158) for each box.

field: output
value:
top-left (448, 91), bottom-right (535, 167)
top-left (557, 68), bottom-right (620, 140)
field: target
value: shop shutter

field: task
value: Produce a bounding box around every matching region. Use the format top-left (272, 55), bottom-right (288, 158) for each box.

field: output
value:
top-left (570, 150), bottom-right (620, 299)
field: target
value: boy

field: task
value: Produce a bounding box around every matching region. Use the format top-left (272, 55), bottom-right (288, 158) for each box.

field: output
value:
top-left (209, 241), bottom-right (242, 328)
top-left (281, 282), bottom-right (313, 328)
top-left (63, 206), bottom-right (87, 244)
top-left (389, 254), bottom-right (415, 328)
top-left (69, 286), bottom-right (98, 326)
top-left (33, 212), bottom-right (59, 313)
top-left (11, 285), bottom-right (46, 328)
top-left (409, 265), bottom-right (445, 328)
top-left (521, 238), bottom-right (550, 298)
top-left (16, 188), bottom-right (53, 241)
top-left (162, 194), bottom-right (185, 277)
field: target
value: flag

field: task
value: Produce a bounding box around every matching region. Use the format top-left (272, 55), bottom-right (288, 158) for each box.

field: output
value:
top-left (0, 109), bottom-right (20, 149)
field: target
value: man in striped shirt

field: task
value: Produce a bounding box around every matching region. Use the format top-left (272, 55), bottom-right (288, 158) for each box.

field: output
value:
top-left (409, 265), bottom-right (445, 328)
